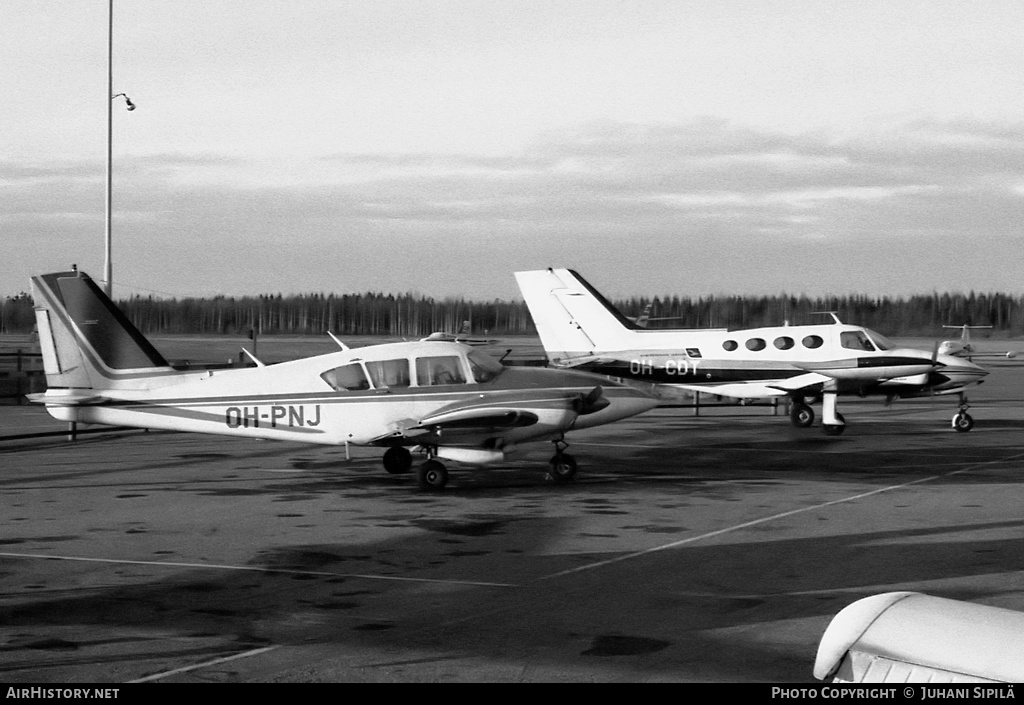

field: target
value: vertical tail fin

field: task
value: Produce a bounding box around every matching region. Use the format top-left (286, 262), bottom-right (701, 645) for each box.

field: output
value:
top-left (31, 270), bottom-right (171, 391)
top-left (514, 269), bottom-right (638, 363)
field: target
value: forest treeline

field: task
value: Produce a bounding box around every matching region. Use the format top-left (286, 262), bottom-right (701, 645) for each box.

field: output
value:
top-left (2, 289), bottom-right (1024, 337)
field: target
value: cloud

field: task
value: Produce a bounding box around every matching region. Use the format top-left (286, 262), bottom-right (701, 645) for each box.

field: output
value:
top-left (4, 117), bottom-right (1024, 299)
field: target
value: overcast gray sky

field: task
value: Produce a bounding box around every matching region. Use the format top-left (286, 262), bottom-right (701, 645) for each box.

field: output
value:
top-left (3, 1), bottom-right (1023, 301)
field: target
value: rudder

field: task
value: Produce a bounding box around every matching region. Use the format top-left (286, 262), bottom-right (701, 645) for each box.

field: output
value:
top-left (514, 268), bottom-right (637, 363)
top-left (31, 270), bottom-right (171, 391)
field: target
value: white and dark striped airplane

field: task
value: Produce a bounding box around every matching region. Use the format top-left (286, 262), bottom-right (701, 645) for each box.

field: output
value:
top-left (28, 269), bottom-right (657, 490)
top-left (515, 268), bottom-right (989, 435)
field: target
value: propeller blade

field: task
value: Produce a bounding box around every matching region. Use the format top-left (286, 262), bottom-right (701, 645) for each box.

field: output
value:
top-left (574, 385), bottom-right (610, 415)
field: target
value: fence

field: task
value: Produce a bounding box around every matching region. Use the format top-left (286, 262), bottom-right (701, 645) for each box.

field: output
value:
top-left (0, 351), bottom-right (45, 404)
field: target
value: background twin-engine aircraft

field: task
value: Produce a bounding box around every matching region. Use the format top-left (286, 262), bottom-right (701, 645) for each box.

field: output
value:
top-left (938, 324), bottom-right (1022, 361)
top-left (515, 268), bottom-right (989, 435)
top-left (29, 270), bottom-right (656, 490)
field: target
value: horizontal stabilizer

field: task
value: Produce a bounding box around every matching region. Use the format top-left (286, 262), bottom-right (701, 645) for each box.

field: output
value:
top-left (815, 592), bottom-right (1024, 683)
top-left (26, 391), bottom-right (106, 406)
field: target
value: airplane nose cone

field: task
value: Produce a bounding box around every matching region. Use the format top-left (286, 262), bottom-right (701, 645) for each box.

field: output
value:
top-left (936, 355), bottom-right (989, 387)
top-left (570, 385), bottom-right (659, 429)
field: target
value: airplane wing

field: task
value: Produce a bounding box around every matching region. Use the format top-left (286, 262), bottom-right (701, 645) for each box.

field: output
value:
top-left (369, 406), bottom-right (540, 444)
top-left (966, 351), bottom-right (1022, 360)
top-left (669, 373), bottom-right (833, 400)
top-left (815, 592), bottom-right (1024, 683)
top-left (547, 355), bottom-right (622, 368)
top-left (416, 406), bottom-right (540, 430)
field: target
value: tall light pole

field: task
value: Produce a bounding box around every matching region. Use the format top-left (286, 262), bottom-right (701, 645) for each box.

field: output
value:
top-left (104, 0), bottom-right (134, 297)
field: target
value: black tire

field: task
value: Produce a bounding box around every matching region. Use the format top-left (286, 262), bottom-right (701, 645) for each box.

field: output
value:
top-left (417, 460), bottom-right (448, 490)
top-left (790, 403), bottom-right (815, 428)
top-left (952, 413), bottom-right (974, 433)
top-left (382, 446), bottom-right (413, 474)
top-left (549, 453), bottom-right (578, 483)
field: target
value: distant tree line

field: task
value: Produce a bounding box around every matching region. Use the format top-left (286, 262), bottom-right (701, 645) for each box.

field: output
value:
top-left (3, 289), bottom-right (1024, 337)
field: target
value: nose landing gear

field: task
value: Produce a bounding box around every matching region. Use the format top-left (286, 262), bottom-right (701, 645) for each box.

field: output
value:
top-left (952, 394), bottom-right (974, 433)
top-left (549, 438), bottom-right (578, 484)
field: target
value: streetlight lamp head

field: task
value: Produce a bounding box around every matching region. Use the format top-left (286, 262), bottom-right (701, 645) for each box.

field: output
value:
top-left (124, 97), bottom-right (136, 111)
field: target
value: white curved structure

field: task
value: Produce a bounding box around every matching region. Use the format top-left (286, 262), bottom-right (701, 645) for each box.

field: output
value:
top-left (814, 592), bottom-right (1024, 683)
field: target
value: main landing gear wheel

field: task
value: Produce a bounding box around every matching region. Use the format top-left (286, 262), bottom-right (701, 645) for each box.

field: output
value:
top-left (790, 403), bottom-right (815, 428)
top-left (548, 453), bottom-right (578, 484)
top-left (382, 446), bottom-right (413, 474)
top-left (952, 412), bottom-right (975, 433)
top-left (418, 459), bottom-right (448, 491)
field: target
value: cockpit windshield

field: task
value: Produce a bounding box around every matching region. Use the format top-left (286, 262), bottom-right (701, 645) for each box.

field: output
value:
top-left (467, 349), bottom-right (503, 383)
top-left (863, 329), bottom-right (895, 351)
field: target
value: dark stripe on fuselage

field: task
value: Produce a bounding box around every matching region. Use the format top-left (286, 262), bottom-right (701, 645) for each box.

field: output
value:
top-left (855, 356), bottom-right (929, 369)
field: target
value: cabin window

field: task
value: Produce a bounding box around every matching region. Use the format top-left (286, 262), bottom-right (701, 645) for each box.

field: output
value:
top-left (416, 355), bottom-right (467, 386)
top-left (802, 335), bottom-right (824, 349)
top-left (841, 331), bottom-right (876, 351)
top-left (723, 340), bottom-right (738, 352)
top-left (321, 363), bottom-right (370, 391)
top-left (745, 338), bottom-right (766, 351)
top-left (365, 358), bottom-right (411, 389)
top-left (467, 350), bottom-right (502, 383)
top-left (774, 336), bottom-right (795, 350)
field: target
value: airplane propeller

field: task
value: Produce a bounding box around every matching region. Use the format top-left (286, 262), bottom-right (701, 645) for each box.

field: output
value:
top-left (573, 385), bottom-right (610, 415)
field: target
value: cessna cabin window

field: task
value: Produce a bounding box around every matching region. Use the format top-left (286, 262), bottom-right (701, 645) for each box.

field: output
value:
top-left (467, 350), bottom-right (502, 383)
top-left (840, 331), bottom-right (876, 352)
top-left (365, 358), bottom-right (411, 389)
top-left (321, 363), bottom-right (370, 391)
top-left (774, 336), bottom-right (795, 350)
top-left (416, 355), bottom-right (467, 386)
top-left (802, 335), bottom-right (824, 349)
top-left (745, 338), bottom-right (766, 351)
top-left (723, 340), bottom-right (738, 352)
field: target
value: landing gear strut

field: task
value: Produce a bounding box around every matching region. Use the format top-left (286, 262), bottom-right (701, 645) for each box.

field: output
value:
top-left (548, 438), bottom-right (578, 483)
top-left (820, 388), bottom-right (846, 436)
top-left (952, 393), bottom-right (975, 432)
top-left (789, 389), bottom-right (846, 436)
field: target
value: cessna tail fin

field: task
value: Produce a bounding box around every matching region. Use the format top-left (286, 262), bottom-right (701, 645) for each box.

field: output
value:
top-left (515, 268), bottom-right (639, 363)
top-left (31, 270), bottom-right (172, 391)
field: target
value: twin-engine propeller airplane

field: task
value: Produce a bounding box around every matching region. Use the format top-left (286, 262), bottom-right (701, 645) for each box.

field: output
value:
top-left (29, 270), bottom-right (657, 490)
top-left (515, 268), bottom-right (989, 435)
top-left (938, 324), bottom-right (992, 358)
top-left (938, 324), bottom-right (1020, 360)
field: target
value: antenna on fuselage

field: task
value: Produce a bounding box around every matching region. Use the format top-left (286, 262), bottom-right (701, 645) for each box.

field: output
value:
top-left (241, 348), bottom-right (265, 367)
top-left (811, 311), bottom-right (843, 324)
top-left (328, 331), bottom-right (350, 351)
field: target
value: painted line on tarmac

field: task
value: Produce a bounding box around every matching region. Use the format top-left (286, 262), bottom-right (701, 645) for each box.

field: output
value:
top-left (539, 451), bottom-right (1024, 580)
top-left (0, 551), bottom-right (517, 588)
top-left (127, 646), bottom-right (281, 683)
